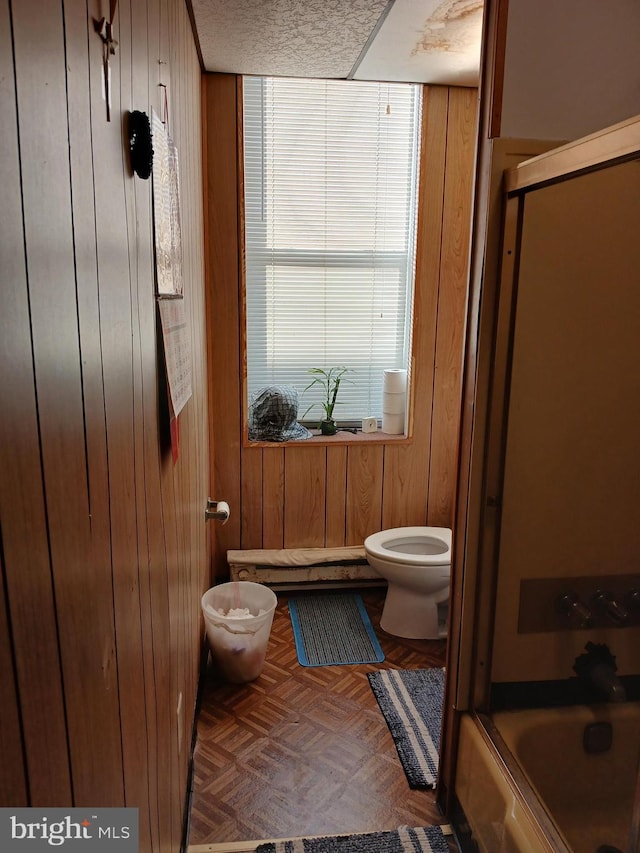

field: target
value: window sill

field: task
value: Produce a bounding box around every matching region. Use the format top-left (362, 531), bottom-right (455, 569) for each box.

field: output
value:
top-left (245, 430), bottom-right (411, 448)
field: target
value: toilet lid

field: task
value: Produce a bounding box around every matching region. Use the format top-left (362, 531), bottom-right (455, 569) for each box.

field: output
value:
top-left (364, 526), bottom-right (451, 566)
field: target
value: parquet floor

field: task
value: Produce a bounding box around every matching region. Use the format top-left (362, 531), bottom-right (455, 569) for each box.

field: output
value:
top-left (188, 588), bottom-right (449, 847)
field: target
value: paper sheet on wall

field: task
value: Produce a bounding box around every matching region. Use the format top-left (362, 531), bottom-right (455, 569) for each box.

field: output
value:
top-left (151, 107), bottom-right (183, 297)
top-left (158, 298), bottom-right (192, 418)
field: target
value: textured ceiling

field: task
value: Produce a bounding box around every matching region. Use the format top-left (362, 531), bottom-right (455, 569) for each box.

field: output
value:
top-left (190, 0), bottom-right (483, 85)
top-left (191, 0), bottom-right (392, 79)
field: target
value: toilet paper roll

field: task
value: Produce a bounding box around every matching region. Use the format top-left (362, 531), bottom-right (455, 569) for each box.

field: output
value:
top-left (383, 368), bottom-right (407, 393)
top-left (382, 391), bottom-right (406, 415)
top-left (216, 501), bottom-right (231, 524)
top-left (382, 412), bottom-right (405, 434)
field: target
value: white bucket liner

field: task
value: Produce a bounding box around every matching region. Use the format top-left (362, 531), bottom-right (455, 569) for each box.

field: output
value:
top-left (201, 581), bottom-right (277, 683)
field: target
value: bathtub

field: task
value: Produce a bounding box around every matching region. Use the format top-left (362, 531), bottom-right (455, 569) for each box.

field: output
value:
top-left (456, 705), bottom-right (640, 853)
top-left (492, 703), bottom-right (640, 852)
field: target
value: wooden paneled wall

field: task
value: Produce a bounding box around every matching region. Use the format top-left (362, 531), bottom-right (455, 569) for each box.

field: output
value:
top-left (205, 77), bottom-right (477, 576)
top-left (0, 1), bottom-right (208, 851)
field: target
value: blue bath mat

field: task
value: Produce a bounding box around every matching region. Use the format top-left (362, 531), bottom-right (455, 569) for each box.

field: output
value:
top-left (288, 593), bottom-right (385, 667)
top-left (368, 668), bottom-right (444, 789)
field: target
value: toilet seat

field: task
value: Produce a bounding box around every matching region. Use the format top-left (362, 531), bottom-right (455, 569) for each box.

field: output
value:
top-left (364, 526), bottom-right (451, 567)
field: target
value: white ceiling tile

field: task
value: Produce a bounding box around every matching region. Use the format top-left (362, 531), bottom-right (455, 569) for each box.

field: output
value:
top-left (191, 0), bottom-right (391, 78)
top-left (190, 0), bottom-right (482, 85)
top-left (353, 0), bottom-right (482, 85)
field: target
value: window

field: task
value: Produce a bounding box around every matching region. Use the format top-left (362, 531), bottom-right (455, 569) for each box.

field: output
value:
top-left (243, 76), bottom-right (422, 426)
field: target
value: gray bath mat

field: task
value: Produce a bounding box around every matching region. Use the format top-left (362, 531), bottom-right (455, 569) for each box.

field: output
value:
top-left (368, 668), bottom-right (444, 789)
top-left (255, 824), bottom-right (449, 852)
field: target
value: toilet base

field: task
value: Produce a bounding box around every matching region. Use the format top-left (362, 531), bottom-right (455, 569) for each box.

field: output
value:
top-left (380, 584), bottom-right (445, 640)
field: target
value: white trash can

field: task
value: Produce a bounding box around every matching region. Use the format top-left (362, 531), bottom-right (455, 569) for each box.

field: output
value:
top-left (201, 581), bottom-right (277, 683)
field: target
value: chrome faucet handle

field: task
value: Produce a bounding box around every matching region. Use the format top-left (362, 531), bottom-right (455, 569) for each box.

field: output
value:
top-left (626, 589), bottom-right (640, 611)
top-left (592, 590), bottom-right (629, 626)
top-left (557, 593), bottom-right (594, 629)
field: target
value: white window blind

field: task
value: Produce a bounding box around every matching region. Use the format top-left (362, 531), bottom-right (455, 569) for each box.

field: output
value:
top-left (243, 76), bottom-right (422, 424)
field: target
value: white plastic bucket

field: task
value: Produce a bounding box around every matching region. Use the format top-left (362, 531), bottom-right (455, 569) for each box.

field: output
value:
top-left (201, 581), bottom-right (277, 683)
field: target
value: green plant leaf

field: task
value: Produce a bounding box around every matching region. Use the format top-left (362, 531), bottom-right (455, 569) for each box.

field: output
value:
top-left (302, 366), bottom-right (353, 424)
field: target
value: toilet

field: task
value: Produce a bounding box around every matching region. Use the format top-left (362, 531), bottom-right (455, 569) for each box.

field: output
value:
top-left (364, 526), bottom-right (452, 640)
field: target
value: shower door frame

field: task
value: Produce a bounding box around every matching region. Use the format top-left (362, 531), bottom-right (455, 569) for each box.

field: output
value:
top-left (439, 112), bottom-right (640, 834)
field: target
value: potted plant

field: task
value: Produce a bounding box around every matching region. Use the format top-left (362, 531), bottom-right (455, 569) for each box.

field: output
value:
top-left (303, 366), bottom-right (351, 435)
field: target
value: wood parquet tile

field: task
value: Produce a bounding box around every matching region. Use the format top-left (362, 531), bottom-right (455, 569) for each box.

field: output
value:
top-left (188, 588), bottom-right (449, 846)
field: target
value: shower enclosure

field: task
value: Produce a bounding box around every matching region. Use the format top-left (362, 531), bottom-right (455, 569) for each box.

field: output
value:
top-left (443, 115), bottom-right (640, 852)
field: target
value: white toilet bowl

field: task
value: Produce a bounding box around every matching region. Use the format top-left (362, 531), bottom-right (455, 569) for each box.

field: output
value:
top-left (364, 526), bottom-right (452, 639)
